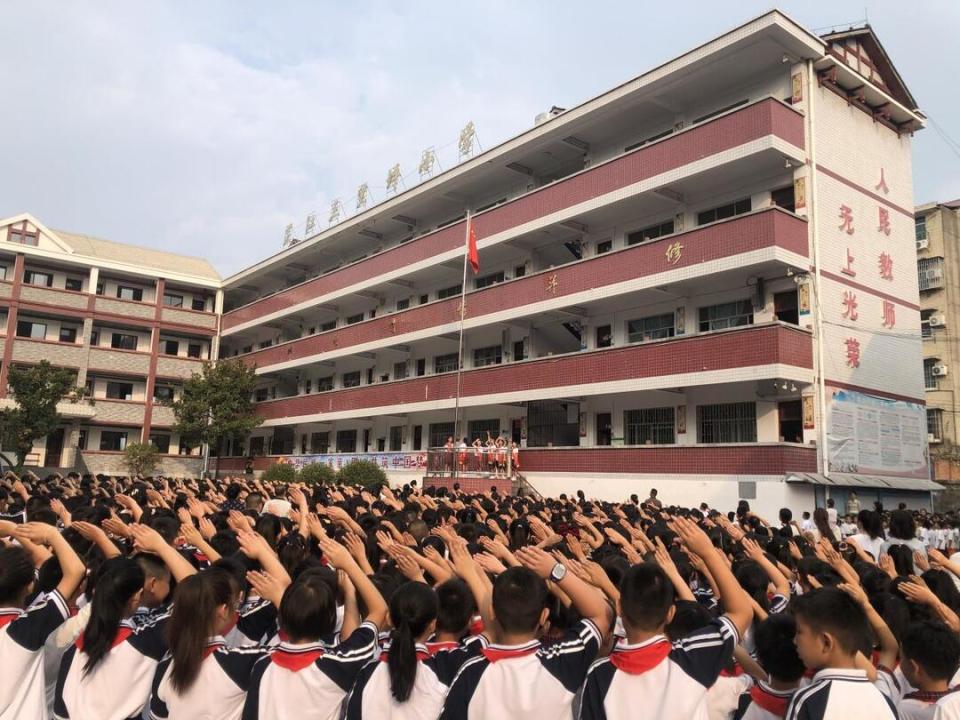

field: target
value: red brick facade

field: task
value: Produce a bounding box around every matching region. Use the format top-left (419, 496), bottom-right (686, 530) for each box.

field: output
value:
top-left (254, 323), bottom-right (813, 420)
top-left (223, 98), bottom-right (804, 331)
top-left (242, 208), bottom-right (808, 370)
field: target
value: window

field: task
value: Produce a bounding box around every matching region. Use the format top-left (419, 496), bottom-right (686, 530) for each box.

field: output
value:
top-left (77, 429), bottom-right (87, 451)
top-left (96, 281), bottom-right (104, 295)
top-left (161, 339), bottom-right (180, 355)
top-left (16, 321), bottom-right (46, 340)
top-left (429, 423), bottom-right (455, 449)
top-left (596, 240), bottom-right (612, 255)
top-left (697, 198), bottom-right (751, 226)
top-left (346, 313), bottom-right (364, 325)
top-left (413, 425), bottom-right (423, 451)
top-left (627, 313), bottom-right (674, 343)
top-left (467, 419), bottom-right (500, 444)
top-left (187, 343), bottom-right (202, 359)
top-left (106, 381), bottom-right (134, 400)
top-left (627, 219), bottom-right (675, 246)
top-left (258, 339), bottom-right (273, 349)
top-left (320, 320), bottom-right (336, 332)
top-left (99, 431), bottom-right (128, 451)
top-left (111, 333), bottom-right (138, 351)
top-left (434, 353), bottom-right (460, 374)
top-left (23, 270), bottom-right (53, 287)
top-left (116, 285), bottom-right (143, 302)
top-left (513, 339), bottom-right (527, 362)
top-left (921, 309), bottom-right (936, 339)
top-left (317, 376), bottom-right (334, 392)
top-left (90, 329), bottom-right (100, 346)
top-left (596, 325), bottom-right (612, 348)
top-left (336, 430), bottom-right (357, 453)
top-left (65, 278), bottom-right (83, 292)
top-left (254, 387), bottom-right (270, 402)
top-left (154, 385), bottom-right (175, 403)
top-left (58, 327), bottom-right (77, 344)
top-left (191, 297), bottom-right (206, 311)
top-left (699, 300), bottom-right (753, 332)
top-left (419, 294), bottom-right (429, 305)
top-left (394, 361), bottom-right (408, 380)
top-left (919, 257), bottom-right (945, 292)
top-left (697, 402), bottom-right (757, 443)
top-left (473, 345), bottom-right (502, 367)
top-left (310, 432), bottom-right (329, 454)
top-left (416, 358), bottom-right (426, 376)
top-left (928, 409), bottom-right (944, 442)
top-left (924, 358), bottom-right (939, 390)
top-left (514, 264), bottom-right (527, 278)
top-left (8, 228), bottom-right (38, 246)
top-left (396, 298), bottom-right (410, 311)
top-left (437, 284), bottom-right (462, 300)
top-left (916, 215), bottom-right (928, 242)
top-left (249, 437), bottom-right (265, 456)
top-left (389, 426), bottom-right (403, 452)
top-left (342, 371), bottom-right (361, 388)
top-left (241, 345), bottom-right (252, 354)
top-left (163, 293), bottom-right (183, 308)
top-left (771, 186), bottom-right (796, 212)
top-left (0, 267), bottom-right (6, 281)
top-left (149, 434), bottom-right (170, 454)
top-left (625, 407), bottom-right (676, 445)
top-left (304, 379), bottom-right (312, 394)
top-left (366, 368), bottom-right (374, 385)
top-left (475, 272), bottom-right (505, 290)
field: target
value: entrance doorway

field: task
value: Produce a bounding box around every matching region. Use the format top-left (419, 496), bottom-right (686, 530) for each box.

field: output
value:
top-left (46, 429), bottom-right (65, 467)
top-left (778, 400), bottom-right (803, 443)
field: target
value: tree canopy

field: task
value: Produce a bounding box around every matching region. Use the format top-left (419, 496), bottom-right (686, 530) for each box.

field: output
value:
top-left (0, 361), bottom-right (78, 468)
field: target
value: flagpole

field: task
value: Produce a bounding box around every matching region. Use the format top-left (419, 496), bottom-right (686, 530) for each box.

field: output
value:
top-left (452, 211), bottom-right (471, 469)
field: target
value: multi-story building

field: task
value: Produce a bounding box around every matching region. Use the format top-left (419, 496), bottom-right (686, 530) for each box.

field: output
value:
top-left (0, 213), bottom-right (221, 475)
top-left (915, 200), bottom-right (960, 485)
top-left (210, 12), bottom-right (932, 515)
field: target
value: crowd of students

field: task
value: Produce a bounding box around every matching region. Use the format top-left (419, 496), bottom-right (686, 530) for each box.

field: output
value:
top-left (1, 470), bottom-right (960, 719)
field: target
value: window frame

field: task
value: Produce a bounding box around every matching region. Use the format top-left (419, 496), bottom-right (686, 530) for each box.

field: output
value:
top-left (16, 320), bottom-right (46, 340)
top-left (23, 270), bottom-right (53, 288)
top-left (472, 345), bottom-right (503, 368)
top-left (111, 333), bottom-right (139, 351)
top-left (99, 430), bottom-right (128, 452)
top-left (627, 313), bottom-right (675, 343)
top-left (434, 352), bottom-right (460, 374)
top-left (105, 381), bottom-right (134, 401)
top-left (116, 285), bottom-right (144, 302)
top-left (58, 326), bottom-right (78, 344)
top-left (624, 407), bottom-right (676, 445)
top-left (698, 299), bottom-right (754, 333)
top-left (697, 402), bottom-right (757, 443)
top-left (162, 293), bottom-right (184, 308)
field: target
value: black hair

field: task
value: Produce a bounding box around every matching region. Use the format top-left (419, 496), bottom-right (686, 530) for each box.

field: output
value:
top-left (665, 600), bottom-right (713, 641)
top-left (755, 614), bottom-right (805, 682)
top-left (491, 567), bottom-right (548, 634)
top-left (279, 570), bottom-right (337, 641)
top-left (779, 508), bottom-right (793, 523)
top-left (135, 552), bottom-right (172, 582)
top-left (167, 568), bottom-right (238, 692)
top-left (226, 483), bottom-right (243, 500)
top-left (887, 544), bottom-right (914, 577)
top-left (387, 582), bottom-right (438, 702)
top-left (888, 510), bottom-right (916, 541)
top-left (857, 510), bottom-right (884, 540)
top-left (619, 563), bottom-right (675, 632)
top-left (791, 587), bottom-right (871, 657)
top-left (0, 545), bottom-right (36, 606)
top-left (82, 557), bottom-right (145, 675)
top-left (733, 559), bottom-right (771, 612)
top-left (436, 578), bottom-right (476, 635)
top-left (901, 621), bottom-right (960, 681)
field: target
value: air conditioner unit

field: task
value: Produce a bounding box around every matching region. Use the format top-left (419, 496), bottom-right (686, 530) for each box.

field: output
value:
top-left (929, 433), bottom-right (940, 443)
top-left (933, 364), bottom-right (949, 377)
top-left (929, 315), bottom-right (946, 328)
top-left (917, 238), bottom-right (929, 250)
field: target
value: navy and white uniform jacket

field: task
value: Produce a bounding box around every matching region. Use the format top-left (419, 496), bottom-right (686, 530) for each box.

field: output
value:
top-left (226, 597), bottom-right (278, 648)
top-left (149, 636), bottom-right (268, 720)
top-left (0, 590), bottom-right (70, 720)
top-left (898, 689), bottom-right (960, 720)
top-left (55, 611), bottom-right (170, 720)
top-left (439, 618), bottom-right (601, 720)
top-left (345, 636), bottom-right (487, 719)
top-left (242, 620), bottom-right (379, 720)
top-left (579, 616), bottom-right (739, 720)
top-left (785, 668), bottom-right (898, 720)
top-left (734, 680), bottom-right (796, 720)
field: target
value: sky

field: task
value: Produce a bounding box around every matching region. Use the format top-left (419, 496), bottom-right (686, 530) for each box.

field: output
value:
top-left (1, 2), bottom-right (958, 278)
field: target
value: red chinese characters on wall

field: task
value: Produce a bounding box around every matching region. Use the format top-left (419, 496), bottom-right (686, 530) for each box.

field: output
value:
top-left (877, 207), bottom-right (891, 236)
top-left (839, 205), bottom-right (855, 234)
top-left (878, 252), bottom-right (893, 281)
top-left (844, 338), bottom-right (861, 368)
top-left (875, 167), bottom-right (889, 195)
top-left (841, 248), bottom-right (856, 277)
top-left (881, 300), bottom-right (896, 329)
top-left (841, 291), bottom-right (859, 321)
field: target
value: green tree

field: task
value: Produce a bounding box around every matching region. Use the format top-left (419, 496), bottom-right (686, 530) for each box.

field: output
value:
top-left (171, 359), bottom-right (262, 475)
top-left (298, 462), bottom-right (336, 485)
top-left (124, 441), bottom-right (159, 477)
top-left (261, 462), bottom-right (297, 484)
top-left (337, 459), bottom-right (387, 489)
top-left (0, 361), bottom-right (78, 469)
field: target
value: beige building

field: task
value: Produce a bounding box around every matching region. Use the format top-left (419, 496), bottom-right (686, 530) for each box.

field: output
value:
top-left (0, 213), bottom-right (222, 476)
top-left (917, 200), bottom-right (960, 483)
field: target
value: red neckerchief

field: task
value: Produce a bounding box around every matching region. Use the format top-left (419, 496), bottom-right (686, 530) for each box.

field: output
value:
top-left (469, 616), bottom-right (484, 636)
top-left (76, 626), bottom-right (133, 651)
top-left (0, 612), bottom-right (20, 630)
top-left (720, 661), bottom-right (744, 677)
top-left (904, 686), bottom-right (960, 703)
top-left (203, 641), bottom-right (225, 660)
top-left (750, 685), bottom-right (791, 718)
top-left (481, 641), bottom-right (539, 663)
top-left (608, 639), bottom-right (672, 675)
top-left (271, 646), bottom-right (324, 672)
top-left (426, 641), bottom-right (460, 655)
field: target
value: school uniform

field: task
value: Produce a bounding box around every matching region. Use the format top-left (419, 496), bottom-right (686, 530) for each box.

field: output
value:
top-left (149, 636), bottom-right (268, 720)
top-left (934, 691), bottom-right (960, 720)
top-left (0, 590), bottom-right (70, 720)
top-left (734, 681), bottom-right (796, 719)
top-left (897, 689), bottom-right (960, 720)
top-left (242, 620), bottom-right (379, 720)
top-left (226, 597), bottom-right (278, 648)
top-left (440, 618), bottom-right (601, 720)
top-left (708, 673), bottom-right (753, 720)
top-left (54, 611), bottom-right (170, 720)
top-left (344, 636), bottom-right (486, 719)
top-left (43, 602), bottom-right (91, 719)
top-left (784, 668), bottom-right (897, 720)
top-left (579, 616), bottom-right (738, 720)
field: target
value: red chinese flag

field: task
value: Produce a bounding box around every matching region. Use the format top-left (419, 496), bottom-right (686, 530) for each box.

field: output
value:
top-left (467, 219), bottom-right (480, 274)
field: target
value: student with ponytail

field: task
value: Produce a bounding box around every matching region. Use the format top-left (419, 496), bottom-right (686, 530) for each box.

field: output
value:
top-left (344, 581), bottom-right (486, 719)
top-left (0, 521), bottom-right (84, 720)
top-left (150, 568), bottom-right (268, 720)
top-left (56, 524), bottom-right (196, 720)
